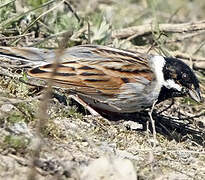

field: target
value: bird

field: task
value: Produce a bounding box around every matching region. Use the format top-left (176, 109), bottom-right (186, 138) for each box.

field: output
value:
top-left (0, 44), bottom-right (202, 114)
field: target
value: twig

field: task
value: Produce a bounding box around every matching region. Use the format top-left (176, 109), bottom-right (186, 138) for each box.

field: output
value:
top-left (0, 33), bottom-right (34, 40)
top-left (64, 0), bottom-right (81, 23)
top-left (27, 31), bottom-right (70, 47)
top-left (87, 21), bottom-right (91, 44)
top-left (166, 30), bottom-right (205, 43)
top-left (112, 20), bottom-right (205, 39)
top-left (0, 0), bottom-right (15, 9)
top-left (68, 95), bottom-right (101, 117)
top-left (193, 39), bottom-right (205, 55)
top-left (27, 47), bottom-right (65, 180)
top-left (148, 100), bottom-right (158, 148)
top-left (171, 50), bottom-right (205, 61)
top-left (193, 61), bottom-right (205, 70)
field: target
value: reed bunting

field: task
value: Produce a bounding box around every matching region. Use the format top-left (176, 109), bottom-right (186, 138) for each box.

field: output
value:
top-left (0, 45), bottom-right (201, 114)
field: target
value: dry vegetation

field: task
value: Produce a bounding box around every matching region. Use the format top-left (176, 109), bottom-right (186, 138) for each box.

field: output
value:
top-left (0, 0), bottom-right (205, 179)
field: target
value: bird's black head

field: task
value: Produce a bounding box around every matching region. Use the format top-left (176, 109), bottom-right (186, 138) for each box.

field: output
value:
top-left (158, 57), bottom-right (201, 102)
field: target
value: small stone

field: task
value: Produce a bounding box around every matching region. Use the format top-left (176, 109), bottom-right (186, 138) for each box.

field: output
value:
top-left (82, 142), bottom-right (89, 147)
top-left (0, 104), bottom-right (14, 112)
top-left (8, 122), bottom-right (32, 137)
top-left (123, 121), bottom-right (143, 130)
top-left (80, 156), bottom-right (137, 180)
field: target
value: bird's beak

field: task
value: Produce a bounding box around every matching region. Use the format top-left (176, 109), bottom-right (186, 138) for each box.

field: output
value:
top-left (188, 87), bottom-right (202, 102)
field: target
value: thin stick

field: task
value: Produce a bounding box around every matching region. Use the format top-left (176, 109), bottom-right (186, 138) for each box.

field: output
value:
top-left (68, 95), bottom-right (101, 117)
top-left (0, 0), bottom-right (15, 9)
top-left (112, 20), bottom-right (205, 39)
top-left (87, 21), bottom-right (91, 44)
top-left (148, 100), bottom-right (158, 148)
top-left (27, 48), bottom-right (65, 180)
top-left (64, 0), bottom-right (81, 23)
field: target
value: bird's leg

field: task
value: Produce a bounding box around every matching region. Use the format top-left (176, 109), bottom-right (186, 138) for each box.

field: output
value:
top-left (68, 94), bottom-right (101, 117)
top-left (148, 100), bottom-right (158, 148)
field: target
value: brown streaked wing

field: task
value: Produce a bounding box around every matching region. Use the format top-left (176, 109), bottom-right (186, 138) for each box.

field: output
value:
top-left (28, 46), bottom-right (154, 96)
top-left (79, 44), bottom-right (149, 66)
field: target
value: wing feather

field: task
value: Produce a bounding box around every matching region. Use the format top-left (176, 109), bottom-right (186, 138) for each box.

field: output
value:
top-left (25, 45), bottom-right (154, 96)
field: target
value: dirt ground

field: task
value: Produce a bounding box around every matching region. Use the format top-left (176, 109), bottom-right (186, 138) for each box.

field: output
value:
top-left (0, 0), bottom-right (204, 179)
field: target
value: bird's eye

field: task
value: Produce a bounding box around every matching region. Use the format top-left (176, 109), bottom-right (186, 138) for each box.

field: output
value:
top-left (182, 73), bottom-right (188, 79)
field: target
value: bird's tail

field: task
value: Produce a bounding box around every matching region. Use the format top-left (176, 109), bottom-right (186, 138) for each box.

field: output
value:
top-left (0, 46), bottom-right (53, 67)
